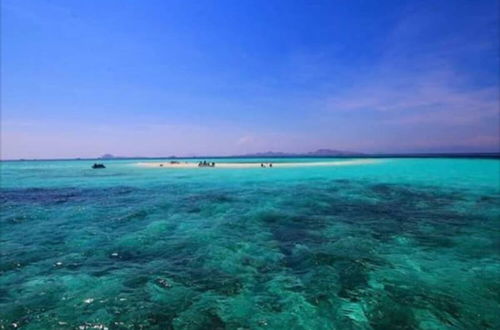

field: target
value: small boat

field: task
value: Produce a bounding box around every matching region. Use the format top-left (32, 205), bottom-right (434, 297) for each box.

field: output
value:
top-left (92, 163), bottom-right (106, 169)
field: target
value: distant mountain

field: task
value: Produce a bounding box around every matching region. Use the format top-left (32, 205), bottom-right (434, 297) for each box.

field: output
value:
top-left (99, 154), bottom-right (116, 159)
top-left (241, 149), bottom-right (363, 157)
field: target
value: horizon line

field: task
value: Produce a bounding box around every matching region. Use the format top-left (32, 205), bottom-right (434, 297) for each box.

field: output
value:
top-left (1, 151), bottom-right (500, 162)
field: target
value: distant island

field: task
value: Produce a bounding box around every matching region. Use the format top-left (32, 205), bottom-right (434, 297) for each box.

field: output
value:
top-left (6, 151), bottom-right (499, 162)
top-left (99, 154), bottom-right (116, 159)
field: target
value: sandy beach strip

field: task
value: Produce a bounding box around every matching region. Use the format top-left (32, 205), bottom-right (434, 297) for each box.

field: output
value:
top-left (135, 159), bottom-right (380, 169)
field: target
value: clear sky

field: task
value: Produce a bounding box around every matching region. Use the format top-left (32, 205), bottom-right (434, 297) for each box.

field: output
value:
top-left (1, 0), bottom-right (499, 159)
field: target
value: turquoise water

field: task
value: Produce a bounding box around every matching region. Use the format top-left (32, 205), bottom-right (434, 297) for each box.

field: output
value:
top-left (1, 158), bottom-right (499, 329)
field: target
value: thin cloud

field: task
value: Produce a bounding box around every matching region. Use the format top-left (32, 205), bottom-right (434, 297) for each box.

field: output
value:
top-left (325, 5), bottom-right (499, 130)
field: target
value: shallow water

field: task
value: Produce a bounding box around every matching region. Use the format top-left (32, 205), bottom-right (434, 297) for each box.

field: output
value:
top-left (1, 158), bottom-right (499, 329)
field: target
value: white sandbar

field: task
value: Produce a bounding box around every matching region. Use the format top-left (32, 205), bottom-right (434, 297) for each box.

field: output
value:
top-left (135, 159), bottom-right (379, 169)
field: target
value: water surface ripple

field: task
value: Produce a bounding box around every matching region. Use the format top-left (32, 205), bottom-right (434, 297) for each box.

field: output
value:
top-left (1, 158), bottom-right (499, 329)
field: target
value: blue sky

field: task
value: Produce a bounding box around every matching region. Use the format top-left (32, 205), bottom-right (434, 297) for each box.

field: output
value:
top-left (1, 0), bottom-right (498, 159)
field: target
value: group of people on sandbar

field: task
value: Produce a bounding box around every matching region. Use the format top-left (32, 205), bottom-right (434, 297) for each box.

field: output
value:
top-left (198, 161), bottom-right (215, 167)
top-left (261, 163), bottom-right (273, 168)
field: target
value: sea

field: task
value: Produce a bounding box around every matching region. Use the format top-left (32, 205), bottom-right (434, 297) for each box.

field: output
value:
top-left (1, 157), bottom-right (499, 329)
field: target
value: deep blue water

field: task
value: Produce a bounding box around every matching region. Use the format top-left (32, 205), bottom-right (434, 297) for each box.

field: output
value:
top-left (1, 158), bottom-right (499, 329)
